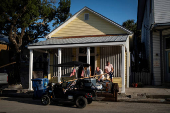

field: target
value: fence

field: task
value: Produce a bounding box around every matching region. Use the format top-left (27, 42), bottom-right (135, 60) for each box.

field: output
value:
top-left (130, 72), bottom-right (151, 85)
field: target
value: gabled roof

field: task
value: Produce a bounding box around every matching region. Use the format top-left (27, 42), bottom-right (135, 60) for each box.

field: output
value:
top-left (45, 6), bottom-right (133, 39)
top-left (0, 34), bottom-right (10, 44)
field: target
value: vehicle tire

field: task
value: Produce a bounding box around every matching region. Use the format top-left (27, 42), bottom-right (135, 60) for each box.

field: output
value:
top-left (76, 96), bottom-right (87, 108)
top-left (41, 95), bottom-right (50, 105)
top-left (87, 99), bottom-right (92, 104)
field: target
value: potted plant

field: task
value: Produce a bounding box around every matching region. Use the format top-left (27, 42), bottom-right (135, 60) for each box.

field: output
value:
top-left (137, 82), bottom-right (144, 87)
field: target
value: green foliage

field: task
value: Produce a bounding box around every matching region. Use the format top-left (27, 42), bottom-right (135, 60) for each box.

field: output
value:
top-left (0, 0), bottom-right (71, 52)
top-left (122, 19), bottom-right (144, 71)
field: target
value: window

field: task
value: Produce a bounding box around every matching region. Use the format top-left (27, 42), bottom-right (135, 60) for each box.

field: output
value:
top-left (166, 37), bottom-right (170, 49)
top-left (84, 13), bottom-right (89, 20)
top-left (79, 47), bottom-right (94, 54)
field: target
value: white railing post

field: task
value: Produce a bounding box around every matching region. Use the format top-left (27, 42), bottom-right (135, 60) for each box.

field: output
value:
top-left (121, 45), bottom-right (125, 93)
top-left (58, 48), bottom-right (61, 83)
top-left (29, 49), bottom-right (33, 90)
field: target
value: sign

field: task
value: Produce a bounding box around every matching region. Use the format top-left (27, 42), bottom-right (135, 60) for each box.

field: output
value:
top-left (153, 58), bottom-right (160, 67)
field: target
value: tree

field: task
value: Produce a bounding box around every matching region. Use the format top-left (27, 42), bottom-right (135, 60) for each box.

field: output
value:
top-left (0, 0), bottom-right (71, 53)
top-left (122, 19), bottom-right (143, 71)
top-left (0, 0), bottom-right (71, 84)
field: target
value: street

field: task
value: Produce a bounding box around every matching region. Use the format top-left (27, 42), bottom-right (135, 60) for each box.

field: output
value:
top-left (0, 97), bottom-right (170, 113)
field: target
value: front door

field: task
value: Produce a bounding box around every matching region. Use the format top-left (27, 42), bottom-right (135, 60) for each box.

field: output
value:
top-left (78, 56), bottom-right (95, 76)
top-left (166, 51), bottom-right (170, 82)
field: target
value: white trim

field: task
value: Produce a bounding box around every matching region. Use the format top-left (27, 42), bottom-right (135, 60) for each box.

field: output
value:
top-left (28, 49), bottom-right (33, 91)
top-left (28, 42), bottom-right (125, 49)
top-left (126, 36), bottom-right (130, 88)
top-left (45, 7), bottom-right (132, 39)
top-left (58, 48), bottom-right (61, 83)
top-left (95, 47), bottom-right (97, 71)
top-left (48, 53), bottom-right (50, 79)
top-left (87, 47), bottom-right (90, 77)
top-left (121, 45), bottom-right (125, 93)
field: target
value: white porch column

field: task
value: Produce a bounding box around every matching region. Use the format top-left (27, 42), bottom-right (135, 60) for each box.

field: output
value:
top-left (29, 49), bottom-right (33, 90)
top-left (87, 47), bottom-right (90, 77)
top-left (121, 45), bottom-right (125, 93)
top-left (58, 48), bottom-right (61, 83)
top-left (48, 53), bottom-right (50, 79)
top-left (127, 51), bottom-right (130, 88)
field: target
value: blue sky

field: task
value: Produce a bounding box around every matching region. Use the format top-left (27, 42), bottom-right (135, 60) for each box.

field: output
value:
top-left (40, 0), bottom-right (138, 41)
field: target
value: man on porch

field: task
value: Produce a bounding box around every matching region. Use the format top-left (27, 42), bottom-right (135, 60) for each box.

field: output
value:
top-left (95, 67), bottom-right (104, 82)
top-left (105, 61), bottom-right (114, 81)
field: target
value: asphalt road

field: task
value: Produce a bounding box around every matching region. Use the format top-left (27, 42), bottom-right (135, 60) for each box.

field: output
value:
top-left (0, 97), bottom-right (170, 113)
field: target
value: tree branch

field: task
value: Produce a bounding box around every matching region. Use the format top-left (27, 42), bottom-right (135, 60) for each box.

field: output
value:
top-left (33, 22), bottom-right (46, 26)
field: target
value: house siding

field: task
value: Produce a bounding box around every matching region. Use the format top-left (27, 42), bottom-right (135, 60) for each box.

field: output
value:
top-left (51, 9), bottom-right (127, 38)
top-left (0, 44), bottom-right (8, 51)
top-left (100, 46), bottom-right (122, 77)
top-left (72, 48), bottom-right (76, 61)
top-left (154, 0), bottom-right (170, 24)
top-left (152, 31), bottom-right (161, 85)
top-left (141, 0), bottom-right (155, 70)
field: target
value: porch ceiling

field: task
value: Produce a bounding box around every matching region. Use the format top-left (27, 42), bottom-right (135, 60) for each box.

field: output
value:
top-left (28, 35), bottom-right (128, 49)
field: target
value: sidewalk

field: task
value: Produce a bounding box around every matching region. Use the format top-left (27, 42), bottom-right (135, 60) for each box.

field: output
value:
top-left (118, 86), bottom-right (170, 103)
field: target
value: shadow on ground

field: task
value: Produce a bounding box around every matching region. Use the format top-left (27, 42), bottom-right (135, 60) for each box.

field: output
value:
top-left (0, 97), bottom-right (77, 108)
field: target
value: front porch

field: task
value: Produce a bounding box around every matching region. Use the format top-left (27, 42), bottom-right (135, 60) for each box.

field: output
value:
top-left (28, 35), bottom-right (130, 93)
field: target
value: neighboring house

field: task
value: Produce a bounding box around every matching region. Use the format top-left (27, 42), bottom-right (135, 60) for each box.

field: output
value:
top-left (0, 34), bottom-right (9, 68)
top-left (137, 0), bottom-right (170, 85)
top-left (28, 7), bottom-right (133, 93)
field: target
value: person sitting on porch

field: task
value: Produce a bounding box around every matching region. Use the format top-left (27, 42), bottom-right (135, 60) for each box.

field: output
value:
top-left (95, 67), bottom-right (104, 82)
top-left (105, 61), bottom-right (114, 81)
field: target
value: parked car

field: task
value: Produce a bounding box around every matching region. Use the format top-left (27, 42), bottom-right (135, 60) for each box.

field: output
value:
top-left (41, 61), bottom-right (94, 108)
top-left (42, 79), bottom-right (94, 108)
top-left (0, 73), bottom-right (8, 88)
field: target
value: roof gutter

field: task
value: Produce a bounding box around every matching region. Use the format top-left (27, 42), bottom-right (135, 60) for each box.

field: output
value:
top-left (153, 22), bottom-right (170, 27)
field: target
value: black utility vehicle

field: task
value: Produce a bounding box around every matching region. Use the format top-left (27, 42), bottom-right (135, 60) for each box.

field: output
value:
top-left (41, 61), bottom-right (95, 108)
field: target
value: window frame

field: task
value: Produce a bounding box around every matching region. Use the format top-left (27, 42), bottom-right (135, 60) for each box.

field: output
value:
top-left (84, 13), bottom-right (89, 20)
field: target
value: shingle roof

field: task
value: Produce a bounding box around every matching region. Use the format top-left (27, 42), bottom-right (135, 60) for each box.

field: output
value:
top-left (31, 35), bottom-right (128, 46)
top-left (0, 34), bottom-right (9, 44)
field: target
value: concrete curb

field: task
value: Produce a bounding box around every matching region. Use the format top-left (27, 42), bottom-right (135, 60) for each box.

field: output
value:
top-left (118, 98), bottom-right (170, 104)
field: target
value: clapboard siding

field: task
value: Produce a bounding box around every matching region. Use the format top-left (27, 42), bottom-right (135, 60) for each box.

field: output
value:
top-left (154, 0), bottom-right (170, 23)
top-left (72, 48), bottom-right (76, 61)
top-left (51, 9), bottom-right (127, 37)
top-left (152, 32), bottom-right (161, 85)
top-left (100, 46), bottom-right (122, 77)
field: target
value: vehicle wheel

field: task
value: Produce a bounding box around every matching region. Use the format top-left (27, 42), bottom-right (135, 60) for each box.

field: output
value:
top-left (76, 96), bottom-right (87, 108)
top-left (87, 99), bottom-right (92, 104)
top-left (41, 95), bottom-right (50, 105)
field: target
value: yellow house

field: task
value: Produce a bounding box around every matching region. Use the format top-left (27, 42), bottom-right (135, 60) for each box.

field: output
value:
top-left (28, 7), bottom-right (133, 93)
